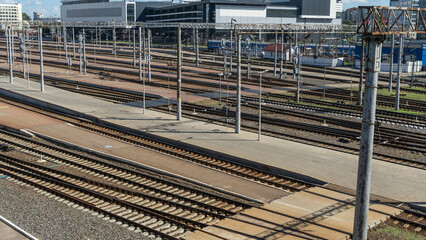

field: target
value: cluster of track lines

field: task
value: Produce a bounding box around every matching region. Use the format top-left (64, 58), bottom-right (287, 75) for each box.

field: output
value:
top-left (264, 93), bottom-right (426, 122)
top-left (0, 96), bottom-right (312, 193)
top-left (153, 102), bottom-right (425, 170)
top-left (241, 95), bottom-right (425, 129)
top-left (307, 88), bottom-right (426, 112)
top-left (0, 130), bottom-right (259, 238)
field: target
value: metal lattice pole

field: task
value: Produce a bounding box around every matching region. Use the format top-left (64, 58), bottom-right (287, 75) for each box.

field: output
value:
top-left (353, 35), bottom-right (383, 240)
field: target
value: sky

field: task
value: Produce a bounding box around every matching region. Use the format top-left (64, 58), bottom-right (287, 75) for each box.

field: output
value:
top-left (0, 0), bottom-right (390, 18)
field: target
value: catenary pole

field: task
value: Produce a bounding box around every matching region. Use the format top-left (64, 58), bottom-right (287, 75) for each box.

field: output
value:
top-left (274, 31), bottom-right (277, 76)
top-left (358, 37), bottom-right (365, 106)
top-left (72, 28), bottom-right (75, 59)
top-left (177, 27), bottom-right (182, 120)
top-left (195, 28), bottom-right (199, 67)
top-left (39, 27), bottom-right (45, 92)
top-left (280, 33), bottom-right (284, 79)
top-left (133, 29), bottom-right (136, 67)
top-left (8, 26), bottom-right (13, 84)
top-left (139, 27), bottom-right (142, 80)
top-left (148, 28), bottom-right (151, 82)
top-left (63, 24), bottom-right (68, 61)
top-left (389, 34), bottom-right (394, 91)
top-left (236, 34), bottom-right (242, 133)
top-left (353, 35), bottom-right (383, 240)
top-left (395, 34), bottom-right (403, 111)
top-left (83, 29), bottom-right (87, 75)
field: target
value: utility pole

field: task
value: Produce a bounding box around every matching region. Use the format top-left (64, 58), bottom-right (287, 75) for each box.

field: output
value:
top-left (63, 24), bottom-right (68, 61)
top-left (274, 31), bottom-right (278, 76)
top-left (72, 28), bottom-right (76, 59)
top-left (19, 33), bottom-right (25, 82)
top-left (236, 34), bottom-right (242, 133)
top-left (8, 26), bottom-right (13, 84)
top-left (395, 34), bottom-right (403, 111)
top-left (230, 19), bottom-right (236, 72)
top-left (195, 28), bottom-right (199, 67)
top-left (79, 33), bottom-right (83, 74)
top-left (258, 70), bottom-right (268, 141)
top-left (139, 27), bottom-right (142, 80)
top-left (39, 27), bottom-right (45, 92)
top-left (133, 29), bottom-right (136, 67)
top-left (389, 34), bottom-right (394, 91)
top-left (177, 27), bottom-right (182, 120)
top-left (83, 29), bottom-right (87, 75)
top-left (295, 45), bottom-right (301, 102)
top-left (6, 26), bottom-right (9, 64)
top-left (411, 56), bottom-right (415, 87)
top-left (353, 7), bottom-right (424, 239)
top-left (353, 35), bottom-right (383, 240)
top-left (280, 32), bottom-right (284, 79)
top-left (358, 37), bottom-right (365, 106)
top-left (148, 28), bottom-right (151, 82)
top-left (113, 21), bottom-right (116, 57)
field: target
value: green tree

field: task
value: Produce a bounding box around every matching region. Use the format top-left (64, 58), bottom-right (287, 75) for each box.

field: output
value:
top-left (343, 19), bottom-right (355, 25)
top-left (22, 12), bottom-right (30, 20)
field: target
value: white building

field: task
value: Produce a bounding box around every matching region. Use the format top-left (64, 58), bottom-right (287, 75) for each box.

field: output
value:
top-left (0, 3), bottom-right (23, 30)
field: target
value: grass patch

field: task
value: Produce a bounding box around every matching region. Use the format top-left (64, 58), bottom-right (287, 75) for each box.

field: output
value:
top-left (369, 224), bottom-right (425, 240)
top-left (402, 86), bottom-right (426, 92)
top-left (377, 106), bottom-right (426, 116)
top-left (377, 89), bottom-right (426, 101)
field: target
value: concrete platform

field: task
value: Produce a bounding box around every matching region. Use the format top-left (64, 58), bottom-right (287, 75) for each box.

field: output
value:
top-left (0, 76), bottom-right (425, 205)
top-left (184, 187), bottom-right (402, 240)
top-left (0, 215), bottom-right (37, 240)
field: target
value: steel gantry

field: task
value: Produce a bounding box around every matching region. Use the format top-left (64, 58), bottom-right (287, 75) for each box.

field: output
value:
top-left (353, 6), bottom-right (426, 240)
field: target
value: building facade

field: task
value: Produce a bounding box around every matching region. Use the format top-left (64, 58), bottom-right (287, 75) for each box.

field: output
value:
top-left (342, 7), bottom-right (360, 24)
top-left (60, 0), bottom-right (136, 24)
top-left (0, 3), bottom-right (22, 30)
top-left (145, 0), bottom-right (343, 25)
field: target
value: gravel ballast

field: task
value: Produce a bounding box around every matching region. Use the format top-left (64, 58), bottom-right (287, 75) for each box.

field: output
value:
top-left (0, 177), bottom-right (152, 240)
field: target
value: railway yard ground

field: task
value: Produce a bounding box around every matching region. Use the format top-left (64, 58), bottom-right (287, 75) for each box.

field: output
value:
top-left (0, 40), bottom-right (425, 240)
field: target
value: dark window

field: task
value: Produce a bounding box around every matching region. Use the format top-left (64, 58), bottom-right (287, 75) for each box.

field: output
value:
top-left (127, 4), bottom-right (134, 22)
top-left (266, 9), bottom-right (297, 18)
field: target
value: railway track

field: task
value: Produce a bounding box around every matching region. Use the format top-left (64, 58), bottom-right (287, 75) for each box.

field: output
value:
top-left (241, 95), bottom-right (426, 129)
top-left (0, 153), bottom-right (225, 239)
top-left (306, 88), bottom-right (426, 112)
top-left (0, 96), bottom-right (313, 192)
top-left (265, 93), bottom-right (426, 122)
top-left (153, 102), bottom-right (425, 170)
